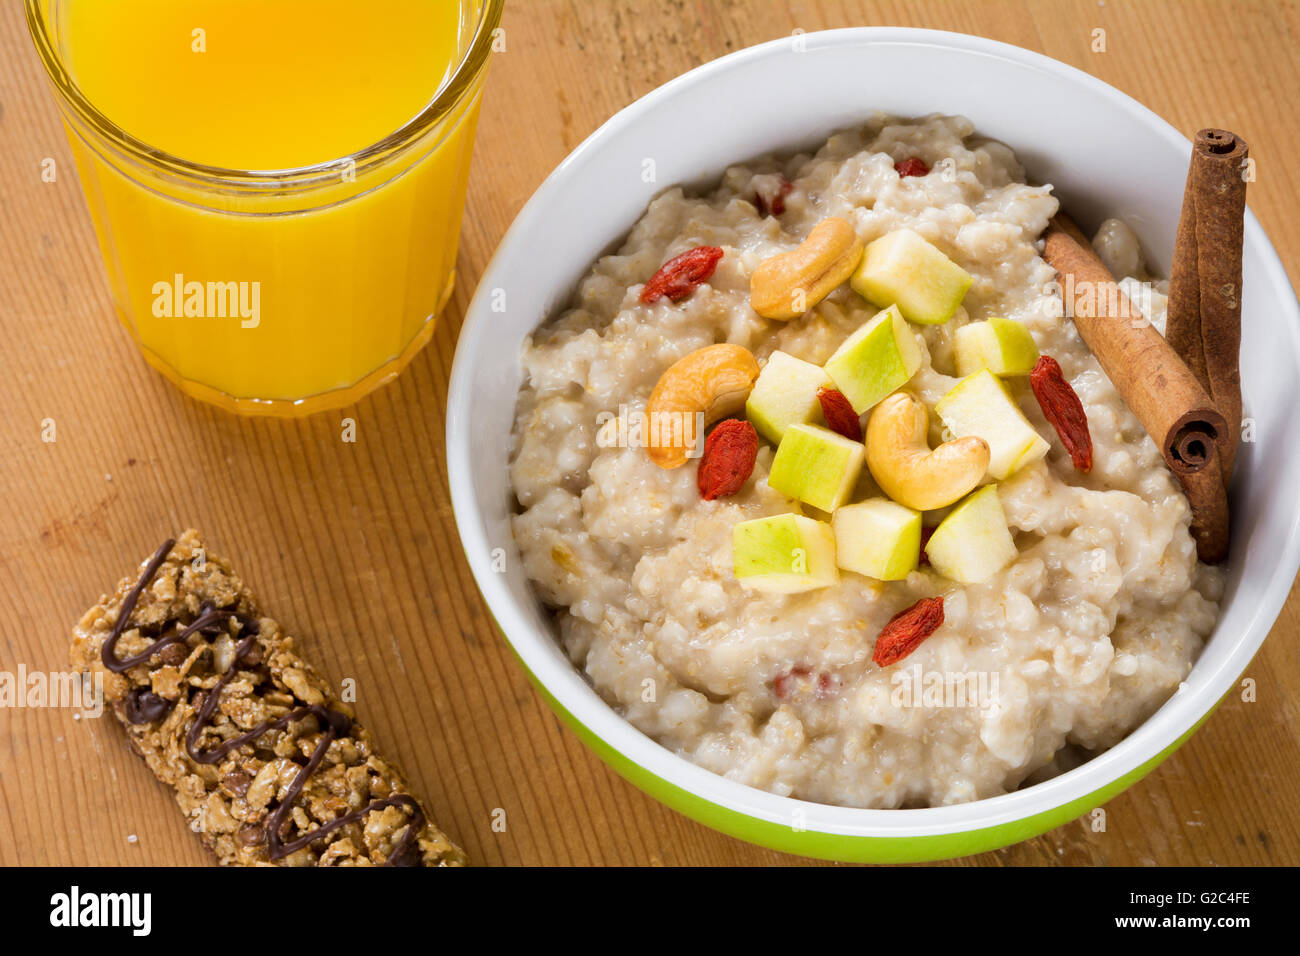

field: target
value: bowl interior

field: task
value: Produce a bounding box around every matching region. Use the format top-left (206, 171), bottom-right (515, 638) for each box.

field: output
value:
top-left (449, 28), bottom-right (1300, 838)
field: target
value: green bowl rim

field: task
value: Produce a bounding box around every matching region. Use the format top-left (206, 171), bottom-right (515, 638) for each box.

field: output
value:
top-left (502, 626), bottom-right (1225, 862)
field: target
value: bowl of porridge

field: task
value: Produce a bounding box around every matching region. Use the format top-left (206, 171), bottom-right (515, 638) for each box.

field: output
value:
top-left (447, 28), bottom-right (1300, 861)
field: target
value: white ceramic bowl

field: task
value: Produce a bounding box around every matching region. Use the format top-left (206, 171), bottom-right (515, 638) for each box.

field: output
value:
top-left (447, 28), bottom-right (1300, 861)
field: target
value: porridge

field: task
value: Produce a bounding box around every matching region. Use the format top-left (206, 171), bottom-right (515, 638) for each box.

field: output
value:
top-left (507, 115), bottom-right (1222, 809)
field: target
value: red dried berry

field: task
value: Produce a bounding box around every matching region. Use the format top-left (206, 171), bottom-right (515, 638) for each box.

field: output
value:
top-left (814, 673), bottom-right (838, 700)
top-left (640, 246), bottom-right (725, 304)
top-left (754, 178), bottom-right (794, 217)
top-left (1030, 355), bottom-right (1093, 472)
top-left (772, 666), bottom-right (838, 701)
top-left (696, 419), bottom-right (758, 500)
top-left (772, 665), bottom-right (812, 700)
top-left (894, 157), bottom-right (930, 178)
top-left (918, 525), bottom-right (936, 566)
top-left (816, 387), bottom-right (863, 442)
top-left (872, 597), bottom-right (945, 667)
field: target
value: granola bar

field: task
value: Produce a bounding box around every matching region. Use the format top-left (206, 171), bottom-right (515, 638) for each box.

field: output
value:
top-left (71, 530), bottom-right (466, 867)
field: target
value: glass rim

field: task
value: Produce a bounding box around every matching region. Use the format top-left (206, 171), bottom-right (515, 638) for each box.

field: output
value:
top-left (25, 0), bottom-right (504, 191)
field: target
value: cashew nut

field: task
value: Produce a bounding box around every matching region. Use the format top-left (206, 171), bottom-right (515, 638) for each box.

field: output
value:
top-left (750, 217), bottom-right (864, 320)
top-left (645, 344), bottom-right (759, 469)
top-left (865, 392), bottom-right (989, 510)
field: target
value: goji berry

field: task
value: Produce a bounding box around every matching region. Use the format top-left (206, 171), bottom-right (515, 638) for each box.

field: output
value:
top-left (894, 157), bottom-right (930, 178)
top-left (1030, 355), bottom-right (1093, 472)
top-left (640, 246), bottom-right (725, 304)
top-left (918, 525), bottom-right (935, 566)
top-left (817, 386), bottom-right (863, 442)
top-left (872, 597), bottom-right (944, 667)
top-left (755, 178), bottom-right (794, 217)
top-left (697, 418), bottom-right (758, 500)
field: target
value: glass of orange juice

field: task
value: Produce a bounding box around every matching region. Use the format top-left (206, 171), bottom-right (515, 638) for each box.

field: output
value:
top-left (27, 0), bottom-right (503, 416)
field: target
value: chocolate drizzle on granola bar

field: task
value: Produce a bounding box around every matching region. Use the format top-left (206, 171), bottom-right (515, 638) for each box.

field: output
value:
top-left (101, 538), bottom-right (425, 866)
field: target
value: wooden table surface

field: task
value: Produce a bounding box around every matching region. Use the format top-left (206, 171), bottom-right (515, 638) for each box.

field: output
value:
top-left (2, 0), bottom-right (1298, 867)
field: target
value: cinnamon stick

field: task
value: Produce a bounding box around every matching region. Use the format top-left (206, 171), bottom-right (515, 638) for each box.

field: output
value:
top-left (1042, 214), bottom-right (1229, 562)
top-left (1167, 128), bottom-right (1248, 484)
top-left (1174, 442), bottom-right (1231, 563)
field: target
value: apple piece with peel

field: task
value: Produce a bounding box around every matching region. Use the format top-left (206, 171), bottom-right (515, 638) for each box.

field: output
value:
top-left (850, 228), bottom-right (973, 325)
top-left (935, 369), bottom-right (1050, 480)
top-left (954, 317), bottom-right (1040, 377)
top-left (745, 351), bottom-right (833, 444)
top-left (733, 513), bottom-right (839, 593)
top-left (924, 484), bottom-right (1017, 583)
top-left (822, 305), bottom-right (922, 413)
top-left (832, 498), bottom-right (922, 580)
top-left (767, 423), bottom-right (865, 513)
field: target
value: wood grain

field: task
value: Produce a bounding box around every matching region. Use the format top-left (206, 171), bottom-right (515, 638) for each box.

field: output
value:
top-left (1, 0), bottom-right (1298, 867)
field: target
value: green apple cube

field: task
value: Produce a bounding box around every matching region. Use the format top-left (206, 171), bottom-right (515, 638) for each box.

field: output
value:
top-left (767, 424), bottom-right (865, 513)
top-left (934, 369), bottom-right (1049, 480)
top-left (732, 514), bottom-right (839, 593)
top-left (954, 317), bottom-right (1040, 377)
top-left (745, 351), bottom-right (834, 444)
top-left (832, 498), bottom-right (922, 581)
top-left (850, 228), bottom-right (973, 325)
top-left (822, 305), bottom-right (922, 413)
top-left (924, 485), bottom-right (1017, 583)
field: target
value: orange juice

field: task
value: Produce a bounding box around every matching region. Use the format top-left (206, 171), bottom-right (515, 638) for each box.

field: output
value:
top-left (28, 0), bottom-right (502, 414)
